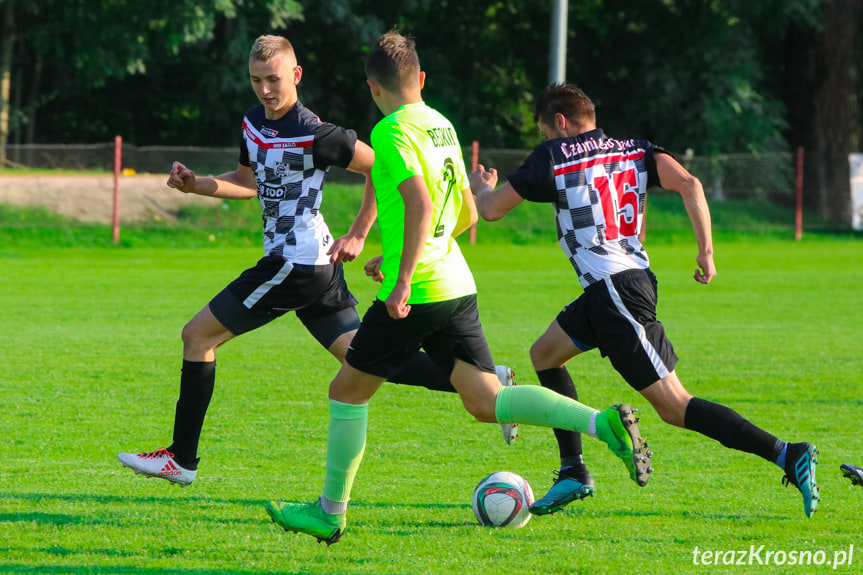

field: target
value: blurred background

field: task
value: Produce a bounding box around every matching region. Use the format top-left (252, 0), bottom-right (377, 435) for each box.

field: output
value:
top-left (0, 0), bottom-right (860, 225)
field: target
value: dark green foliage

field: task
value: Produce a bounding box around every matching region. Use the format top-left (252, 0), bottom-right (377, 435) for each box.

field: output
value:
top-left (5, 0), bottom-right (843, 155)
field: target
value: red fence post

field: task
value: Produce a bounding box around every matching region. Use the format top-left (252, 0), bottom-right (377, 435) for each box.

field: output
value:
top-left (795, 146), bottom-right (804, 241)
top-left (112, 135), bottom-right (122, 244)
top-left (470, 140), bottom-right (479, 245)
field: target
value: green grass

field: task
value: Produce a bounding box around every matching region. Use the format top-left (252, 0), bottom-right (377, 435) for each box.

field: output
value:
top-left (0, 167), bottom-right (109, 175)
top-left (0, 234), bottom-right (861, 574)
top-left (1, 183), bottom-right (852, 250)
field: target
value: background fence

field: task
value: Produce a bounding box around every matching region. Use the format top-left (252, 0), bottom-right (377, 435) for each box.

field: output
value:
top-left (2, 142), bottom-right (853, 219)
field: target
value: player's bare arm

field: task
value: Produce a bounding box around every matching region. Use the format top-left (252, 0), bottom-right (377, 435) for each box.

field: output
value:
top-left (328, 140), bottom-right (377, 264)
top-left (452, 186), bottom-right (478, 237)
top-left (469, 164), bottom-right (524, 221)
top-left (386, 175), bottom-right (432, 319)
top-left (655, 152), bottom-right (716, 284)
top-left (167, 161), bottom-right (258, 200)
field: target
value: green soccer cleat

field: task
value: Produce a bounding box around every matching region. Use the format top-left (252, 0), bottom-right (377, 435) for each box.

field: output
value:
top-left (265, 500), bottom-right (346, 546)
top-left (529, 469), bottom-right (595, 516)
top-left (782, 442), bottom-right (820, 518)
top-left (595, 404), bottom-right (653, 487)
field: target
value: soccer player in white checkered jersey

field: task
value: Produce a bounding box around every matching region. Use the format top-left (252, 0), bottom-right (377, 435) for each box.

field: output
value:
top-left (116, 35), bottom-right (519, 486)
top-left (265, 30), bottom-right (654, 546)
top-left (470, 83), bottom-right (820, 518)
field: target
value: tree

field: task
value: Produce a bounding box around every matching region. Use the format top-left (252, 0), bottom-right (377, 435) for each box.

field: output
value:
top-left (3, 0), bottom-right (302, 146)
top-left (813, 0), bottom-right (860, 223)
top-left (1, 0), bottom-right (17, 166)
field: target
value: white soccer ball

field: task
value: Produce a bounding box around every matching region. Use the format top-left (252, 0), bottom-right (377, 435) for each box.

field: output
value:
top-left (472, 471), bottom-right (534, 528)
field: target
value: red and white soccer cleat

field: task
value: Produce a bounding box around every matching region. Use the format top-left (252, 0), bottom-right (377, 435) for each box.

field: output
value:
top-left (496, 365), bottom-right (520, 445)
top-left (117, 447), bottom-right (197, 486)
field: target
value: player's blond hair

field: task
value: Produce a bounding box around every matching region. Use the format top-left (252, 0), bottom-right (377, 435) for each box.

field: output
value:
top-left (249, 35), bottom-right (295, 63)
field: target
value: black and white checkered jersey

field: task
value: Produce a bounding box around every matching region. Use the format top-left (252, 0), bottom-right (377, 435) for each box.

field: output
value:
top-left (239, 101), bottom-right (357, 264)
top-left (508, 129), bottom-right (665, 288)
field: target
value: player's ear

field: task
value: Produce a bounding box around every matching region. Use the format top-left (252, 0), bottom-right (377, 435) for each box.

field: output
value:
top-left (366, 78), bottom-right (381, 96)
top-left (418, 71), bottom-right (426, 90)
top-left (294, 65), bottom-right (303, 85)
top-left (555, 113), bottom-right (567, 131)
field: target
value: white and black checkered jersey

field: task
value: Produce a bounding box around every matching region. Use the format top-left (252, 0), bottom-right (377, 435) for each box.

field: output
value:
top-left (508, 129), bottom-right (666, 288)
top-left (239, 101), bottom-right (357, 264)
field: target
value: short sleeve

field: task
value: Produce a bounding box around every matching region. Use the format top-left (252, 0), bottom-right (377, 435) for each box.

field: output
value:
top-left (645, 143), bottom-right (672, 189)
top-left (507, 147), bottom-right (557, 203)
top-left (238, 136), bottom-right (251, 167)
top-left (312, 123), bottom-right (358, 170)
top-left (371, 122), bottom-right (421, 185)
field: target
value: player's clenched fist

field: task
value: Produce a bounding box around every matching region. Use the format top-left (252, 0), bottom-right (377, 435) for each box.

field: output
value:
top-left (167, 161), bottom-right (197, 193)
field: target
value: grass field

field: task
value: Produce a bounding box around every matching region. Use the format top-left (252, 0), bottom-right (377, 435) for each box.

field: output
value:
top-left (1, 197), bottom-right (862, 574)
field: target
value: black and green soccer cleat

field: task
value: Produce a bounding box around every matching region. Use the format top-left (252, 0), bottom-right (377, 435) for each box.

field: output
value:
top-left (840, 463), bottom-right (863, 487)
top-left (595, 404), bottom-right (653, 487)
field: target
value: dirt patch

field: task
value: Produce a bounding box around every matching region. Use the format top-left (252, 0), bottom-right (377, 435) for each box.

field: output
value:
top-left (0, 174), bottom-right (223, 224)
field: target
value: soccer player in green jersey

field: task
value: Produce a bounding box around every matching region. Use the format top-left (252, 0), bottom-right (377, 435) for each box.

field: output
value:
top-left (264, 30), bottom-right (654, 545)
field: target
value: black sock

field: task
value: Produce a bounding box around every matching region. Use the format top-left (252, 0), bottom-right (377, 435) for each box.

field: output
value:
top-left (536, 367), bottom-right (587, 472)
top-left (168, 360), bottom-right (216, 469)
top-left (684, 397), bottom-right (783, 462)
top-left (388, 352), bottom-right (456, 393)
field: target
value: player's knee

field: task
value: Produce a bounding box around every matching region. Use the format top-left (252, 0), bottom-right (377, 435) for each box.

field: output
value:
top-left (180, 322), bottom-right (197, 346)
top-left (181, 322), bottom-right (219, 356)
top-left (529, 340), bottom-right (552, 369)
top-left (652, 400), bottom-right (686, 428)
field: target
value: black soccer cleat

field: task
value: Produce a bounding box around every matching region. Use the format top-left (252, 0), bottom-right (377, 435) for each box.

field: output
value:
top-left (841, 463), bottom-right (863, 487)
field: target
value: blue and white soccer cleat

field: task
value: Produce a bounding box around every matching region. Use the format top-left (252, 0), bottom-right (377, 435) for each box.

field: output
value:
top-left (529, 468), bottom-right (595, 515)
top-left (782, 442), bottom-right (820, 518)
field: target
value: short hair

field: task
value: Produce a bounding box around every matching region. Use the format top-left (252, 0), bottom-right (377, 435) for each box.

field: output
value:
top-left (249, 35), bottom-right (295, 63)
top-left (533, 83), bottom-right (596, 129)
top-left (365, 30), bottom-right (420, 92)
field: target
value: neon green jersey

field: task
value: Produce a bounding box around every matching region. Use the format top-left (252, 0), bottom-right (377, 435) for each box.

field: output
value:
top-left (371, 102), bottom-right (476, 303)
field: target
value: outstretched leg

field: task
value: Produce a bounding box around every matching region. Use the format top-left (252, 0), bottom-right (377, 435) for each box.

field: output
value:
top-left (641, 371), bottom-right (820, 518)
top-left (118, 304), bottom-right (233, 484)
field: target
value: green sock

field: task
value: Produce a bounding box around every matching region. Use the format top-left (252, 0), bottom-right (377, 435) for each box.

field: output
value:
top-left (322, 399), bottom-right (368, 509)
top-left (495, 385), bottom-right (597, 433)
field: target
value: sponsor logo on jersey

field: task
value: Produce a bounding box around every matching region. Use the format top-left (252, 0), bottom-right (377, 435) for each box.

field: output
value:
top-left (274, 162), bottom-right (289, 177)
top-left (261, 127), bottom-right (279, 137)
top-left (258, 183), bottom-right (289, 199)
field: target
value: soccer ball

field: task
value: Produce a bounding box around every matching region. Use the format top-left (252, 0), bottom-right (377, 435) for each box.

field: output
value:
top-left (472, 471), bottom-right (534, 528)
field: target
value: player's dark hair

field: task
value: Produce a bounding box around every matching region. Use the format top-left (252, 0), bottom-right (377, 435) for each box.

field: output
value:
top-left (365, 30), bottom-right (420, 92)
top-left (250, 35), bottom-right (295, 63)
top-left (534, 83), bottom-right (596, 129)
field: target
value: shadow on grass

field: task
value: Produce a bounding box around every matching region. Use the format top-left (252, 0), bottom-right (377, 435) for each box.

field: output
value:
top-left (0, 490), bottom-right (791, 523)
top-left (0, 491), bottom-right (467, 510)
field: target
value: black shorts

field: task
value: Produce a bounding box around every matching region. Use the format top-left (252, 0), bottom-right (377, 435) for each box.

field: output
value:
top-left (556, 268), bottom-right (677, 391)
top-left (345, 294), bottom-right (496, 379)
top-left (209, 255), bottom-right (359, 346)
